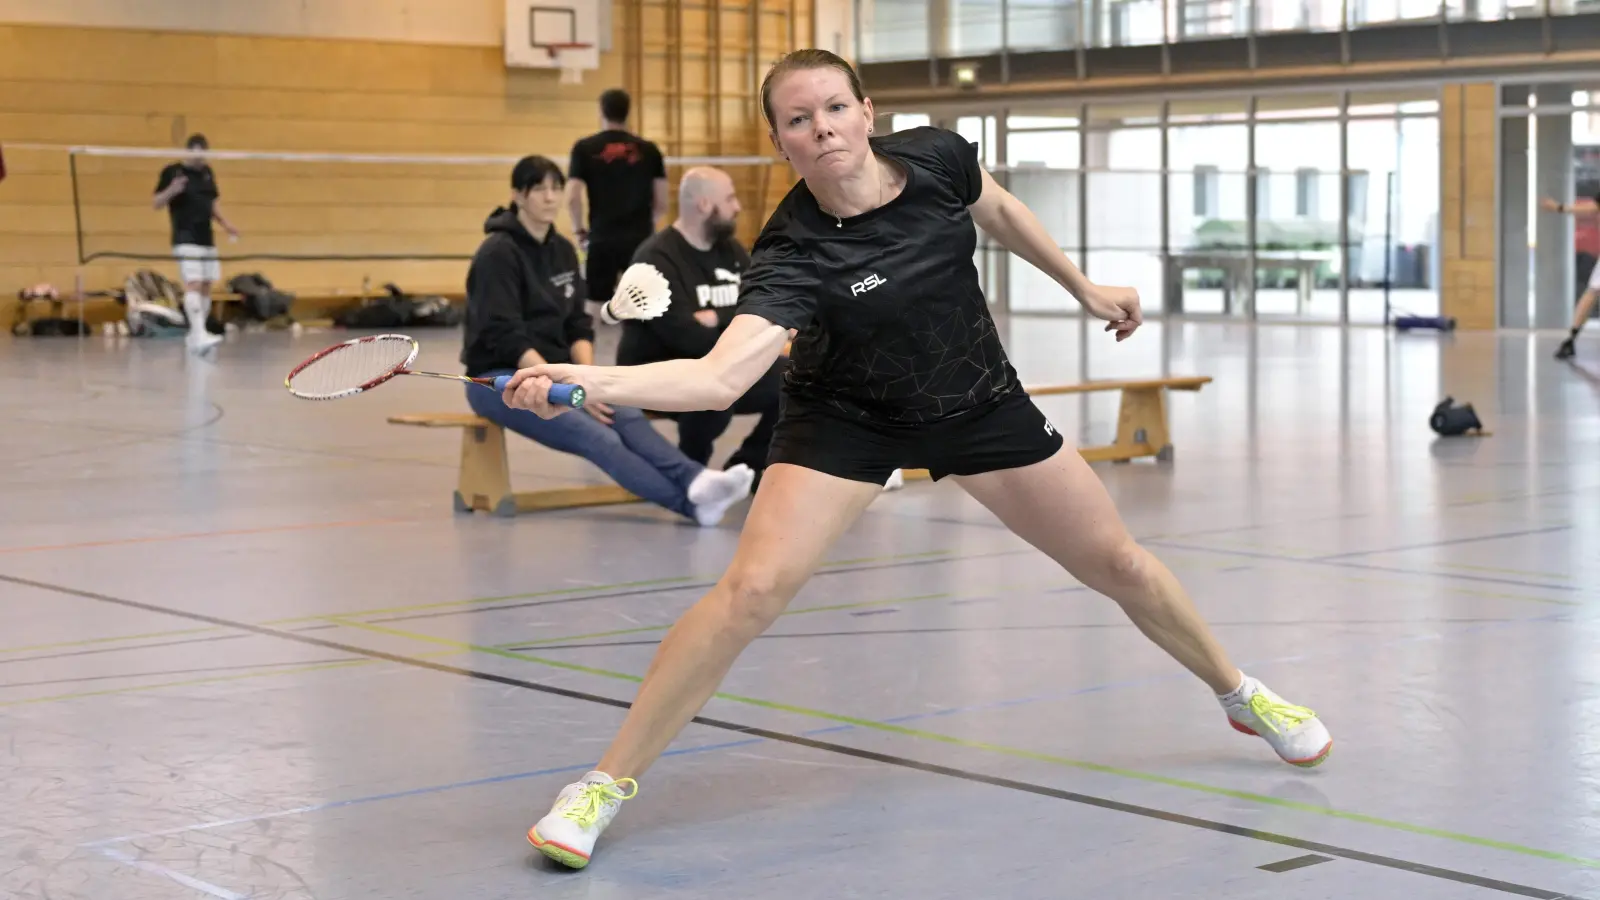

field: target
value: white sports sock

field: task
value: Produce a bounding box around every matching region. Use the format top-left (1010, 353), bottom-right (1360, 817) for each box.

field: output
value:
top-left (1216, 673), bottom-right (1253, 706)
top-left (182, 289), bottom-right (207, 337)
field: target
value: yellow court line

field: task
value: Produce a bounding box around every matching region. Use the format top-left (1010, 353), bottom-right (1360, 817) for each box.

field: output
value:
top-left (0, 660), bottom-right (371, 709)
top-left (262, 548), bottom-right (963, 626)
top-left (1430, 561), bottom-right (1574, 582)
top-left (329, 617), bottom-right (1600, 870)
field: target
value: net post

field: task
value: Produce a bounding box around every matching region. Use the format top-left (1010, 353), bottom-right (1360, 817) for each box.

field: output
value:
top-left (70, 150), bottom-right (86, 265)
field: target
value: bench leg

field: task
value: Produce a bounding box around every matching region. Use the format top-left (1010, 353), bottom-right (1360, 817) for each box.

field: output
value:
top-left (455, 423), bottom-right (515, 516)
top-left (1111, 387), bottom-right (1170, 461)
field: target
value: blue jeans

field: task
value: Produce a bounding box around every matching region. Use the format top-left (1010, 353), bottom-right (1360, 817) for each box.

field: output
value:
top-left (465, 371), bottom-right (704, 519)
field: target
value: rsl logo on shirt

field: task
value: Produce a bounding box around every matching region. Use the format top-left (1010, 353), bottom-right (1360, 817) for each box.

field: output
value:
top-left (696, 267), bottom-right (741, 309)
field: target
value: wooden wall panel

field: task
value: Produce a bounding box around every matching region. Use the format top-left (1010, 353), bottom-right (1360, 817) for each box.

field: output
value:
top-left (1439, 82), bottom-right (1498, 331)
top-left (2, 1), bottom-right (808, 332)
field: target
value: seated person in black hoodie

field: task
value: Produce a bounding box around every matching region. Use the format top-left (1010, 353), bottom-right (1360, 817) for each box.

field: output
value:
top-left (460, 156), bottom-right (754, 526)
top-left (612, 167), bottom-right (781, 479)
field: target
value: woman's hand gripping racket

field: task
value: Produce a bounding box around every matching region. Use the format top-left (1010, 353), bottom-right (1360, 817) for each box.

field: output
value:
top-left (596, 263), bottom-right (673, 325)
top-left (283, 333), bottom-right (585, 407)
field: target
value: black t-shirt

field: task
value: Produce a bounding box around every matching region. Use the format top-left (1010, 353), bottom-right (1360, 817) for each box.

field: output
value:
top-left (735, 126), bottom-right (1020, 425)
top-left (154, 162), bottom-right (219, 247)
top-left (617, 227), bottom-right (751, 366)
top-left (568, 130), bottom-right (666, 243)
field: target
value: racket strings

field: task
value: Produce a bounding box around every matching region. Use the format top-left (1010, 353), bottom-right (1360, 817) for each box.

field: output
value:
top-left (288, 337), bottom-right (414, 399)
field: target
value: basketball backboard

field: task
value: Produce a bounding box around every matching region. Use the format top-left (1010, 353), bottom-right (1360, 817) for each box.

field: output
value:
top-left (504, 0), bottom-right (601, 73)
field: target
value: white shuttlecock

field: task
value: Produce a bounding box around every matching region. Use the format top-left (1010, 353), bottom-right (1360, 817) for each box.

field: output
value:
top-left (599, 263), bottom-right (672, 325)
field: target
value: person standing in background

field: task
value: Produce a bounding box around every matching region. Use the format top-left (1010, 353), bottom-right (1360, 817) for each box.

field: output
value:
top-left (152, 133), bottom-right (238, 354)
top-left (1542, 193), bottom-right (1600, 360)
top-left (567, 89), bottom-right (669, 307)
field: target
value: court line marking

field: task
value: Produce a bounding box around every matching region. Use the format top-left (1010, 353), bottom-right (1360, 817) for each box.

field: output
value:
top-left (327, 614), bottom-right (1600, 871)
top-left (1312, 524), bottom-right (1574, 562)
top-left (0, 547), bottom-right (981, 657)
top-left (1147, 541), bottom-right (1588, 600)
top-left (1258, 853), bottom-right (1337, 873)
top-left (96, 845), bottom-right (246, 900)
top-left (259, 547), bottom-right (994, 626)
top-left (0, 516), bottom-right (422, 556)
top-left (22, 572), bottom-right (1582, 899)
top-left (0, 660), bottom-right (369, 709)
top-left (0, 657), bottom-right (363, 692)
top-left (0, 626), bottom-right (219, 655)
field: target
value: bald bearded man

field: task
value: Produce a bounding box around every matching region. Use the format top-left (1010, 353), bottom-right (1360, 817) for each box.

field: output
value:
top-left (607, 167), bottom-right (780, 481)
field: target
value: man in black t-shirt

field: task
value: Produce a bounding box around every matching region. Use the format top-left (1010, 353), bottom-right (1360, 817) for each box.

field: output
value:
top-left (611, 167), bottom-right (779, 478)
top-left (152, 133), bottom-right (238, 353)
top-left (567, 89), bottom-right (668, 306)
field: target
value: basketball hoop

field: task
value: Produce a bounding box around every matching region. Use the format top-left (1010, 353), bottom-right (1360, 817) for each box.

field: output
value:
top-left (544, 43), bottom-right (591, 85)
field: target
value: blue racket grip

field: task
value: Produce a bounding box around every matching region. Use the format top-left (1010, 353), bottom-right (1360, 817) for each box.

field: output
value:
top-left (488, 375), bottom-right (586, 409)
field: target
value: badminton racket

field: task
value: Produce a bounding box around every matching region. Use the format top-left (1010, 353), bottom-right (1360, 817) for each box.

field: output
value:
top-left (284, 333), bottom-right (585, 407)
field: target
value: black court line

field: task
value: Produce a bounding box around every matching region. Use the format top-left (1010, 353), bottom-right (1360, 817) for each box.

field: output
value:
top-left (1259, 854), bottom-right (1336, 873)
top-left (2, 572), bottom-right (1584, 899)
top-left (506, 616), bottom-right (1540, 653)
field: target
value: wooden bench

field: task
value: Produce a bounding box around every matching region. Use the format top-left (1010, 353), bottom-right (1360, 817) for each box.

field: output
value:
top-left (391, 374), bottom-right (1210, 513)
top-left (387, 413), bottom-right (641, 516)
top-left (900, 375), bottom-right (1212, 482)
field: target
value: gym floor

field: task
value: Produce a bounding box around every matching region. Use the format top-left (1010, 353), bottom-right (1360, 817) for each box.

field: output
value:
top-left (3, 318), bottom-right (1596, 900)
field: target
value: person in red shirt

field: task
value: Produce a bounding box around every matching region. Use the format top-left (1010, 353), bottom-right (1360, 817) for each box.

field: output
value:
top-left (1542, 193), bottom-right (1600, 359)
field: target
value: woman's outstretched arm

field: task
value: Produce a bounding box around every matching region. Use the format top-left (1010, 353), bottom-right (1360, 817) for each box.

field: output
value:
top-left (967, 168), bottom-right (1142, 339)
top-left (502, 313), bottom-right (791, 417)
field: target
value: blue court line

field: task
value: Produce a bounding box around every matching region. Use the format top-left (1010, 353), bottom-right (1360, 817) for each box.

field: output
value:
top-left (80, 608), bottom-right (1567, 849)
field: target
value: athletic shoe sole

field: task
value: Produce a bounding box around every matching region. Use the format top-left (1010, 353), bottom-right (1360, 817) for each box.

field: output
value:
top-left (1229, 718), bottom-right (1333, 767)
top-left (528, 828), bottom-right (590, 869)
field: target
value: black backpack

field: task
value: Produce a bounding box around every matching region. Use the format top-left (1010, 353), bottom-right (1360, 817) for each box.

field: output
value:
top-left (227, 273), bottom-right (295, 322)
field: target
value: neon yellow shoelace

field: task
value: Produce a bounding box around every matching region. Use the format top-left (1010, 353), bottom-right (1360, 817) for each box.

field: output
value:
top-left (1247, 694), bottom-right (1317, 735)
top-left (559, 778), bottom-right (639, 828)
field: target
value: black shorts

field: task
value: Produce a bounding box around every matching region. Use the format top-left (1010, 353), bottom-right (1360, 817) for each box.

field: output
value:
top-left (584, 235), bottom-right (648, 303)
top-left (766, 388), bottom-right (1065, 484)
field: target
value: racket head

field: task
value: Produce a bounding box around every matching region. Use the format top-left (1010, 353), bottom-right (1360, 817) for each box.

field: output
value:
top-left (284, 333), bottom-right (419, 400)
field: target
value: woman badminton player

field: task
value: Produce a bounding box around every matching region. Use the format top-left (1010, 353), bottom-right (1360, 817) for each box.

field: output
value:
top-left (503, 49), bottom-right (1333, 869)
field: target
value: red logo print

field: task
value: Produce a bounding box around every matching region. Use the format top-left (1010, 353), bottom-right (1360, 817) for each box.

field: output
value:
top-left (596, 142), bottom-right (642, 164)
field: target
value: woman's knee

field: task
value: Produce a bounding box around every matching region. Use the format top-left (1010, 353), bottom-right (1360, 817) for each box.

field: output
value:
top-left (714, 563), bottom-right (798, 638)
top-left (1075, 539), bottom-right (1155, 597)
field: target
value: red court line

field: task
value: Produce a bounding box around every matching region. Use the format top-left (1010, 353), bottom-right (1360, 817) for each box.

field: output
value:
top-left (0, 516), bottom-right (423, 556)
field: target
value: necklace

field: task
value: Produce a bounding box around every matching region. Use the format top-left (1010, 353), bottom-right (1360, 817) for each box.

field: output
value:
top-left (818, 164), bottom-right (889, 228)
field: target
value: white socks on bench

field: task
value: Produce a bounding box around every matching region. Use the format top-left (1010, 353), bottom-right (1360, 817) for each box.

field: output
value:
top-left (688, 464), bottom-right (755, 527)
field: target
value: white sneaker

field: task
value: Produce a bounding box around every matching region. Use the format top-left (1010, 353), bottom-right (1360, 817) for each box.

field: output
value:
top-left (1220, 675), bottom-right (1332, 768)
top-left (882, 469), bottom-right (905, 492)
top-left (688, 463), bottom-right (754, 526)
top-left (186, 331), bottom-right (222, 355)
top-left (527, 771), bottom-right (637, 869)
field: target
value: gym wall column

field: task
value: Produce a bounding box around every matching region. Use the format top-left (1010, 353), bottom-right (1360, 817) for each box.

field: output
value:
top-left (1500, 86), bottom-right (1530, 329)
top-left (1534, 83), bottom-right (1575, 329)
top-left (1439, 82), bottom-right (1498, 330)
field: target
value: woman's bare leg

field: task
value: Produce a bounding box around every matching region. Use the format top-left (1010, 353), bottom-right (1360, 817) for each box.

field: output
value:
top-left (1557, 288), bottom-right (1597, 358)
top-left (951, 447), bottom-right (1239, 692)
top-left (595, 463), bottom-right (884, 779)
top-left (951, 445), bottom-right (1331, 767)
top-left (530, 463), bottom-right (883, 868)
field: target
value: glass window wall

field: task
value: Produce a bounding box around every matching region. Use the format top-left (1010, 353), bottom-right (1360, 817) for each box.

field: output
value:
top-left (855, 0), bottom-right (1572, 61)
top-left (925, 88), bottom-right (1440, 323)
